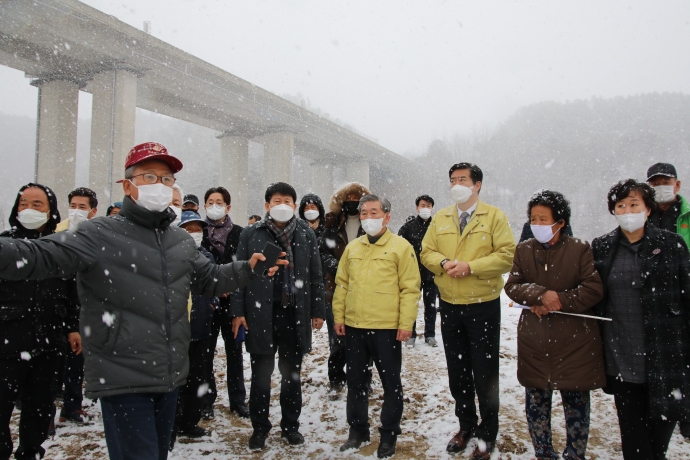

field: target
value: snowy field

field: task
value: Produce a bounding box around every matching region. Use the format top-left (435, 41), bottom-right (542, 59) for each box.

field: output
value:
top-left (10, 292), bottom-right (690, 459)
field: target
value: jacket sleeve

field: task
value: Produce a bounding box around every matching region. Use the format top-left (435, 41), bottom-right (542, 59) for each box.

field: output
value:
top-left (467, 210), bottom-right (516, 278)
top-left (0, 224), bottom-right (99, 281)
top-left (504, 245), bottom-right (548, 306)
top-left (420, 216), bottom-right (447, 276)
top-left (308, 230), bottom-right (326, 320)
top-left (319, 231), bottom-right (340, 276)
top-left (557, 242), bottom-right (605, 313)
top-left (397, 242), bottom-right (422, 331)
top-left (191, 250), bottom-right (254, 298)
top-left (229, 227), bottom-right (251, 318)
top-left (331, 245), bottom-right (351, 325)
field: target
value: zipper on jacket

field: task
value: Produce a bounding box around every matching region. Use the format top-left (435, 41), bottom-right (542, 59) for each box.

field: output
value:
top-left (155, 229), bottom-right (174, 390)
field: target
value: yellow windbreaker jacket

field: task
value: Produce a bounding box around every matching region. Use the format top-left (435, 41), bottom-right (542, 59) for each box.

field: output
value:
top-left (332, 229), bottom-right (421, 331)
top-left (421, 200), bottom-right (515, 305)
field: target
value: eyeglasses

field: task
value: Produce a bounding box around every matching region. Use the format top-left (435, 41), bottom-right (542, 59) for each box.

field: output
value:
top-left (131, 173), bottom-right (176, 187)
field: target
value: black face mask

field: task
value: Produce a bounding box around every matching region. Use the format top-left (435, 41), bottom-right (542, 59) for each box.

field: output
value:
top-left (342, 201), bottom-right (360, 216)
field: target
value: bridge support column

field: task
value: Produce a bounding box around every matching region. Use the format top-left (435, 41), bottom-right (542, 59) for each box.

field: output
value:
top-left (88, 69), bottom-right (138, 209)
top-left (311, 162), bottom-right (334, 203)
top-left (346, 160), bottom-right (369, 189)
top-left (218, 134), bottom-right (249, 222)
top-left (33, 79), bottom-right (80, 217)
top-left (256, 132), bottom-right (294, 192)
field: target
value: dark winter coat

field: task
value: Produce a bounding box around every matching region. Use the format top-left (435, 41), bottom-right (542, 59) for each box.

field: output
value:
top-left (505, 235), bottom-right (606, 391)
top-left (0, 197), bottom-right (256, 398)
top-left (202, 223), bottom-right (243, 266)
top-left (319, 182), bottom-right (370, 302)
top-left (230, 218), bottom-right (326, 355)
top-left (398, 215), bottom-right (435, 283)
top-left (0, 183), bottom-right (79, 360)
top-left (202, 222), bottom-right (243, 312)
top-left (299, 193), bottom-right (326, 238)
top-left (190, 247), bottom-right (219, 341)
top-left (592, 224), bottom-right (690, 421)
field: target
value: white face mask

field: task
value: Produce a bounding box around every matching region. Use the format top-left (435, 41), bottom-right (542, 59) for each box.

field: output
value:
top-left (616, 211), bottom-right (647, 233)
top-left (653, 185), bottom-right (676, 204)
top-left (419, 208), bottom-right (432, 220)
top-left (269, 204), bottom-right (295, 223)
top-left (68, 209), bottom-right (90, 232)
top-left (530, 222), bottom-right (561, 244)
top-left (17, 208), bottom-right (49, 230)
top-left (303, 209), bottom-right (320, 221)
top-left (451, 185), bottom-right (473, 204)
top-left (189, 232), bottom-right (204, 247)
top-left (129, 182), bottom-right (174, 213)
top-left (170, 206), bottom-right (182, 225)
top-left (361, 218), bottom-right (385, 237)
top-left (205, 204), bottom-right (227, 221)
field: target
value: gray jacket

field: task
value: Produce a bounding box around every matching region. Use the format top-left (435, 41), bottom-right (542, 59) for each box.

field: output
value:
top-left (230, 218), bottom-right (326, 355)
top-left (0, 197), bottom-right (254, 398)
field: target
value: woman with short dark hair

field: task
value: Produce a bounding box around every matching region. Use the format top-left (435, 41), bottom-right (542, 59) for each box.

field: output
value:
top-left (592, 179), bottom-right (690, 459)
top-left (505, 190), bottom-right (605, 460)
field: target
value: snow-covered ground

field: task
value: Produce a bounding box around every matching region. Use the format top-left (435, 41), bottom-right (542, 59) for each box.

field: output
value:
top-left (10, 292), bottom-right (690, 459)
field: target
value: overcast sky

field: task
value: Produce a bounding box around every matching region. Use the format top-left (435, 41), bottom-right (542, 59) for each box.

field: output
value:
top-left (1, 0), bottom-right (689, 154)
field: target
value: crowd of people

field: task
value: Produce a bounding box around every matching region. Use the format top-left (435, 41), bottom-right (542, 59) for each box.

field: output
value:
top-left (0, 141), bottom-right (688, 460)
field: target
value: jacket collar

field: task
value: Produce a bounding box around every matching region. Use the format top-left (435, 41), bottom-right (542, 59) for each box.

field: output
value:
top-left (444, 200), bottom-right (488, 240)
top-left (119, 197), bottom-right (176, 230)
top-left (444, 199), bottom-right (488, 218)
top-left (360, 228), bottom-right (392, 246)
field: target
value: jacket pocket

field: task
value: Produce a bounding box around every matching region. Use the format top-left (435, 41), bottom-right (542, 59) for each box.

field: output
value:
top-left (101, 310), bottom-right (121, 354)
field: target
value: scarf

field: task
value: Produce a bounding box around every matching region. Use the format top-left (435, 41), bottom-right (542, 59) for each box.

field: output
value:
top-left (206, 215), bottom-right (233, 255)
top-left (264, 214), bottom-right (298, 307)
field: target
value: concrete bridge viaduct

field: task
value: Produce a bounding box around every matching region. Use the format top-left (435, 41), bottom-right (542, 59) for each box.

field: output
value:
top-left (0, 0), bottom-right (409, 218)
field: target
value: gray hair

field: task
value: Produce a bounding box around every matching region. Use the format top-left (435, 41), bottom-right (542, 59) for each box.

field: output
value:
top-left (172, 183), bottom-right (184, 201)
top-left (358, 194), bottom-right (391, 213)
top-left (124, 165), bottom-right (136, 180)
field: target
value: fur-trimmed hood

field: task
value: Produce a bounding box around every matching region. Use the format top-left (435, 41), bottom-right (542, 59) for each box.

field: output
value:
top-left (325, 182), bottom-right (370, 229)
top-left (328, 182), bottom-right (370, 215)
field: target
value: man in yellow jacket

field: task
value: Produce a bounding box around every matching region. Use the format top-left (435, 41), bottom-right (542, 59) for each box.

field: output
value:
top-left (421, 163), bottom-right (515, 460)
top-left (333, 194), bottom-right (420, 459)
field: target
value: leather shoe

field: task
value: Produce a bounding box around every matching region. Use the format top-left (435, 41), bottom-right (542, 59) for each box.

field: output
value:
top-left (470, 440), bottom-right (496, 460)
top-left (446, 430), bottom-right (473, 453)
top-left (339, 430), bottom-right (370, 452)
top-left (231, 402), bottom-right (250, 418)
top-left (248, 431), bottom-right (268, 450)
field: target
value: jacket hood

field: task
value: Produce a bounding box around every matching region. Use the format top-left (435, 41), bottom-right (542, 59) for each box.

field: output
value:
top-left (325, 182), bottom-right (370, 228)
top-left (328, 182), bottom-right (371, 215)
top-left (8, 183), bottom-right (61, 237)
top-left (299, 193), bottom-right (325, 220)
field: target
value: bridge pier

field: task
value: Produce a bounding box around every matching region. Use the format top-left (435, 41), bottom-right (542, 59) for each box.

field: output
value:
top-left (33, 78), bottom-right (80, 217)
top-left (218, 134), bottom-right (249, 222)
top-left (256, 132), bottom-right (294, 193)
top-left (311, 162), bottom-right (334, 203)
top-left (346, 161), bottom-right (370, 189)
top-left (88, 69), bottom-right (138, 209)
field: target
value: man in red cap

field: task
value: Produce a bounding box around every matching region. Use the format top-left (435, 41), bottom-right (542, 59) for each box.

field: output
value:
top-left (0, 142), bottom-right (286, 460)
